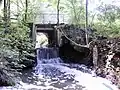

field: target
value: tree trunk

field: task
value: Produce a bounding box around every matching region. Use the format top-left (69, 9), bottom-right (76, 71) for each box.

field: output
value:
top-left (85, 0), bottom-right (88, 45)
top-left (25, 0), bottom-right (28, 22)
top-left (8, 0), bottom-right (10, 23)
top-left (57, 0), bottom-right (60, 25)
top-left (4, 0), bottom-right (7, 33)
top-left (93, 45), bottom-right (98, 68)
top-left (4, 0), bottom-right (10, 33)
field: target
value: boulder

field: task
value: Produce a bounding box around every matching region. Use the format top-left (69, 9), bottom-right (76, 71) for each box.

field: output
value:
top-left (0, 68), bottom-right (15, 86)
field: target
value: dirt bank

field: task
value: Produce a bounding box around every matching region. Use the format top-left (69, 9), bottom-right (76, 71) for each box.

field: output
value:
top-left (91, 38), bottom-right (120, 89)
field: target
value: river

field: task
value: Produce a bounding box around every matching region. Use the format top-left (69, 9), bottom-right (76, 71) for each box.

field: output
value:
top-left (0, 48), bottom-right (118, 90)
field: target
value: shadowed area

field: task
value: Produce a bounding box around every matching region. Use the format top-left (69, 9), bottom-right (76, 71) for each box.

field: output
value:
top-left (59, 36), bottom-right (93, 66)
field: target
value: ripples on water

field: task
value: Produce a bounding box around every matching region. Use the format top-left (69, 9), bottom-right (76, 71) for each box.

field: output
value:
top-left (0, 48), bottom-right (118, 90)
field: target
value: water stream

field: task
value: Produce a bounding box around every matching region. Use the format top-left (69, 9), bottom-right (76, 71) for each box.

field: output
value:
top-left (0, 48), bottom-right (118, 90)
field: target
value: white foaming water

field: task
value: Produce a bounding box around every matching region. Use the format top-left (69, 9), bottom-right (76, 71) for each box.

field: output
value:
top-left (34, 58), bottom-right (118, 90)
top-left (0, 48), bottom-right (118, 90)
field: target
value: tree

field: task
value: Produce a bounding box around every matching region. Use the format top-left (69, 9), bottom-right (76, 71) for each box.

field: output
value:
top-left (60, 0), bottom-right (85, 25)
top-left (3, 0), bottom-right (10, 33)
top-left (40, 0), bottom-right (85, 25)
top-left (57, 0), bottom-right (60, 25)
top-left (93, 3), bottom-right (120, 37)
top-left (25, 0), bottom-right (28, 22)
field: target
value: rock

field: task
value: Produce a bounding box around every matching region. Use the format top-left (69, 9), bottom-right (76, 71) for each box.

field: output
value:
top-left (0, 68), bottom-right (15, 86)
top-left (91, 38), bottom-right (120, 88)
top-left (19, 53), bottom-right (35, 69)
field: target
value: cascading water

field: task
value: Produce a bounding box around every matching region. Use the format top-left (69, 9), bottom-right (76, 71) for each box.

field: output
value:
top-left (0, 48), bottom-right (118, 90)
top-left (33, 48), bottom-right (118, 90)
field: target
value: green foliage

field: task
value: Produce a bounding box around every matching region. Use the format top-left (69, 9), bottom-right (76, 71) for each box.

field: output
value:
top-left (93, 3), bottom-right (120, 37)
top-left (10, 0), bottom-right (41, 23)
top-left (0, 22), bottom-right (34, 69)
top-left (1, 0), bottom-right (120, 71)
top-left (0, 0), bottom-right (36, 68)
top-left (60, 0), bottom-right (85, 26)
top-left (40, 0), bottom-right (85, 26)
top-left (59, 0), bottom-right (120, 37)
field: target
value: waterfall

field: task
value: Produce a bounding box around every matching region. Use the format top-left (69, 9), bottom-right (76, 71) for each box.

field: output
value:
top-left (0, 47), bottom-right (118, 90)
top-left (36, 47), bottom-right (63, 64)
top-left (37, 48), bottom-right (59, 60)
top-left (33, 47), bottom-right (118, 90)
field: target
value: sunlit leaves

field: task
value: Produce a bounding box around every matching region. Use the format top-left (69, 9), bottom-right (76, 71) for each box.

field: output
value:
top-left (60, 0), bottom-right (85, 25)
top-left (93, 2), bottom-right (120, 37)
